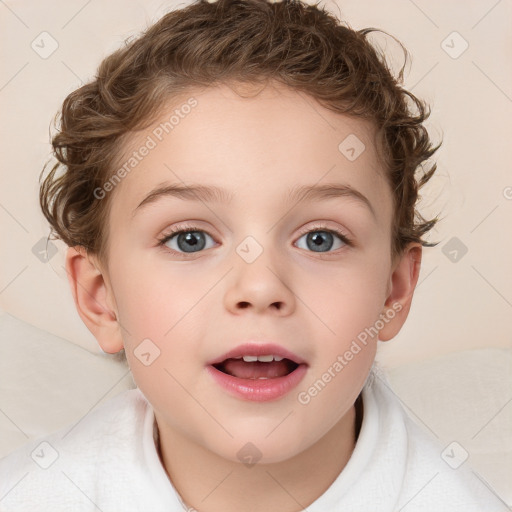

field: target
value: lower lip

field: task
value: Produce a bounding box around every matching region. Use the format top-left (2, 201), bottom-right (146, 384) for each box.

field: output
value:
top-left (205, 364), bottom-right (308, 402)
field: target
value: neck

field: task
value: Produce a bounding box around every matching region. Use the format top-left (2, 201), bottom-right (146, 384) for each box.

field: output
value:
top-left (155, 397), bottom-right (362, 512)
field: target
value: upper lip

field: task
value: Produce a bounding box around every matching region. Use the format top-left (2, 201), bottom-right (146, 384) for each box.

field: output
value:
top-left (207, 342), bottom-right (308, 366)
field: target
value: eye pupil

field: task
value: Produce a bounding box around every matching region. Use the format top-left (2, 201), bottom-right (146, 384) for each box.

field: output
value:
top-left (312, 233), bottom-right (323, 245)
top-left (185, 233), bottom-right (198, 245)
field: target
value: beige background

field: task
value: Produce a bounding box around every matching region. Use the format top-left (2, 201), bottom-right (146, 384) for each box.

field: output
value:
top-left (0, 0), bottom-right (511, 367)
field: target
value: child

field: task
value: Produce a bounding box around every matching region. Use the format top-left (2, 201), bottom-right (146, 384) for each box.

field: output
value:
top-left (0, 0), bottom-right (506, 510)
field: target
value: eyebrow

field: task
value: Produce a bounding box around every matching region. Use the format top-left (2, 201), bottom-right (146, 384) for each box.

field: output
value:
top-left (134, 182), bottom-right (376, 218)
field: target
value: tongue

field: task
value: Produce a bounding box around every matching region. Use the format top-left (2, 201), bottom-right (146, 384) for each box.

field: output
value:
top-left (221, 358), bottom-right (294, 379)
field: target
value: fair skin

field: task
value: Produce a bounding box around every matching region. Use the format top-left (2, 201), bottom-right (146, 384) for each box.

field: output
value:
top-left (66, 81), bottom-right (421, 512)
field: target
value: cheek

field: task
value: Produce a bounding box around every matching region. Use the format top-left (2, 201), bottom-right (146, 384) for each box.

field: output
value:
top-left (111, 261), bottom-right (201, 404)
top-left (111, 250), bottom-right (193, 317)
top-left (298, 261), bottom-right (389, 410)
top-left (295, 269), bottom-right (385, 423)
top-left (300, 257), bottom-right (389, 337)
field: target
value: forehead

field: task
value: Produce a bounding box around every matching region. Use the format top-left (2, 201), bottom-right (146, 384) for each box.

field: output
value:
top-left (109, 82), bottom-right (392, 226)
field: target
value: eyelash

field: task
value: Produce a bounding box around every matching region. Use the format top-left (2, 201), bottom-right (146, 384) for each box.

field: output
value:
top-left (157, 222), bottom-right (354, 255)
top-left (296, 223), bottom-right (354, 248)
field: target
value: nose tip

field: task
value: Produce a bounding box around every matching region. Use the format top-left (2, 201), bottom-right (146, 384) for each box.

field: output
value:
top-left (224, 259), bottom-right (295, 316)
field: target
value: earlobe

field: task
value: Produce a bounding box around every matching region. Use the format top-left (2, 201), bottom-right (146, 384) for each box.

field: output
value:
top-left (379, 243), bottom-right (422, 342)
top-left (65, 246), bottom-right (124, 353)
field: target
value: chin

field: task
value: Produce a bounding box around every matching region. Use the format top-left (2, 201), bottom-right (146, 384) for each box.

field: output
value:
top-left (212, 434), bottom-right (310, 466)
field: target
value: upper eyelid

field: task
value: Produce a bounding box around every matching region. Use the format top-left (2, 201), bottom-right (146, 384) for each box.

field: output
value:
top-left (297, 222), bottom-right (348, 235)
top-left (161, 221), bottom-right (348, 235)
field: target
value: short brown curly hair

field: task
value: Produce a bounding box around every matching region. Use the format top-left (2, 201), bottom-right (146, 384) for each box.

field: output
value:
top-left (40, 0), bottom-right (440, 266)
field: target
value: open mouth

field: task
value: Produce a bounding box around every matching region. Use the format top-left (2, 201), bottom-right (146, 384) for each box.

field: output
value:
top-left (212, 357), bottom-right (300, 380)
top-left (206, 350), bottom-right (309, 401)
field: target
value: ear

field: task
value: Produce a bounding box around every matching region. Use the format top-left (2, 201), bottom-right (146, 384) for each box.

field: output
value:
top-left (65, 246), bottom-right (124, 353)
top-left (378, 243), bottom-right (422, 342)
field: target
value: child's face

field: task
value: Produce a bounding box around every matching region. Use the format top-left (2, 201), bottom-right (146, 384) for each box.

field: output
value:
top-left (84, 82), bottom-right (411, 464)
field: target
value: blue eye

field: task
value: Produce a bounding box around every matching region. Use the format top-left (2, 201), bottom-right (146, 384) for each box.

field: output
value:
top-left (295, 229), bottom-right (350, 253)
top-left (159, 228), bottom-right (216, 254)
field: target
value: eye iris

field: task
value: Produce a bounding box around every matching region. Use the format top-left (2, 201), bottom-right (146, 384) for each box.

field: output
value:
top-left (307, 231), bottom-right (333, 252)
top-left (177, 231), bottom-right (206, 252)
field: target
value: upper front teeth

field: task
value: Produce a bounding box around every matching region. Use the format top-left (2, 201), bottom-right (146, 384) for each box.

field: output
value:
top-left (240, 355), bottom-right (284, 362)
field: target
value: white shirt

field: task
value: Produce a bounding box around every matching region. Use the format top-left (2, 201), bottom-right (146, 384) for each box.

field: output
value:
top-left (0, 368), bottom-right (506, 511)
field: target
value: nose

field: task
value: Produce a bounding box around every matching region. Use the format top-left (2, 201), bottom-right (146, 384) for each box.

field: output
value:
top-left (223, 244), bottom-right (296, 316)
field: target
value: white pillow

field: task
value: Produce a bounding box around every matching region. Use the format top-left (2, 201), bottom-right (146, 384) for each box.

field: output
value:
top-left (0, 309), bottom-right (135, 458)
top-left (385, 348), bottom-right (512, 506)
